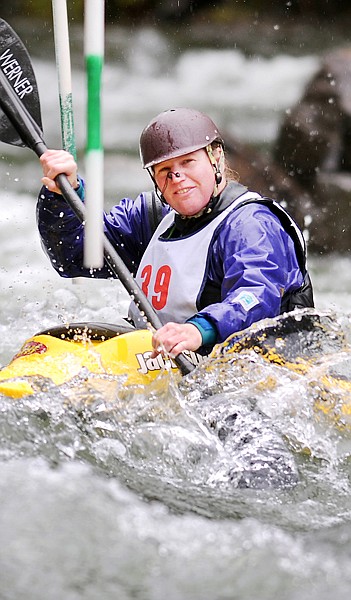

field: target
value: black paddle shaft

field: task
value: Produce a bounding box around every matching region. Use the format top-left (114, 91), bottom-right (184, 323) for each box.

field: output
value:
top-left (0, 35), bottom-right (194, 375)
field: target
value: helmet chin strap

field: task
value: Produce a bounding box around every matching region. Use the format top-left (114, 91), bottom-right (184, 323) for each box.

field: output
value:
top-left (146, 168), bottom-right (168, 205)
top-left (206, 144), bottom-right (223, 197)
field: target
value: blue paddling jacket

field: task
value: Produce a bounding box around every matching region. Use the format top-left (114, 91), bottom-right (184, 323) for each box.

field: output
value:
top-left (37, 180), bottom-right (314, 349)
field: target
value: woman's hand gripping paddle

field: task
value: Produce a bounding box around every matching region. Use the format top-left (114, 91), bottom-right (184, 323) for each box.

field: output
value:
top-left (0, 18), bottom-right (195, 376)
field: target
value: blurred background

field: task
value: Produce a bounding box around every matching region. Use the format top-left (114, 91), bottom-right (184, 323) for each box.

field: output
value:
top-left (2, 0), bottom-right (351, 25)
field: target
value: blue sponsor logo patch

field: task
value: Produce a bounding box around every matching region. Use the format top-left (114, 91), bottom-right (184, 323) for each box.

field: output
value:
top-left (236, 291), bottom-right (259, 311)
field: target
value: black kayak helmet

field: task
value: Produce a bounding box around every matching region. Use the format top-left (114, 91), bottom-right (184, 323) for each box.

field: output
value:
top-left (139, 108), bottom-right (224, 169)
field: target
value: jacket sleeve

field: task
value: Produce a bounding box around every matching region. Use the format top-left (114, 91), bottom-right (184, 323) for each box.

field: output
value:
top-left (197, 203), bottom-right (305, 343)
top-left (36, 182), bottom-right (168, 278)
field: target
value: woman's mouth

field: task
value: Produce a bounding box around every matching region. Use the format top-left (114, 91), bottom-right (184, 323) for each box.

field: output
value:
top-left (175, 187), bottom-right (193, 195)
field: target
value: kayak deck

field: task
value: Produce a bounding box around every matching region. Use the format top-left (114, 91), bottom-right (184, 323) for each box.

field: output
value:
top-left (0, 329), bottom-right (178, 398)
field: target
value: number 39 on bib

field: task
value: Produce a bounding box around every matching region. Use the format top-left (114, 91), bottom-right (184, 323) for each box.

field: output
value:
top-left (140, 264), bottom-right (172, 310)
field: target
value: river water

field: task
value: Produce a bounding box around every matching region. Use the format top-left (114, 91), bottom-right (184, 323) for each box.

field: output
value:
top-left (1, 20), bottom-right (351, 600)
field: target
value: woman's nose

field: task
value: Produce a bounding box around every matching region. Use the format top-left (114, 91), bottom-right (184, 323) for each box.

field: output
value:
top-left (167, 171), bottom-right (181, 180)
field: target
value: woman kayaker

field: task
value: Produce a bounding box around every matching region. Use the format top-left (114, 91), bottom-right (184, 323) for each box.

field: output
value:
top-left (38, 107), bottom-right (314, 358)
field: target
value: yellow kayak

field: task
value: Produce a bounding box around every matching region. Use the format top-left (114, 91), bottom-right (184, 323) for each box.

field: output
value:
top-left (0, 322), bottom-right (203, 398)
top-left (2, 311), bottom-right (351, 434)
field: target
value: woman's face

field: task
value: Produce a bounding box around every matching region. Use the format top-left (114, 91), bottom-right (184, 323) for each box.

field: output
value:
top-left (153, 148), bottom-right (224, 216)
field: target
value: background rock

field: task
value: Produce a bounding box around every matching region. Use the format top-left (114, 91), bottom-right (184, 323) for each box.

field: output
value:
top-left (272, 47), bottom-right (351, 252)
